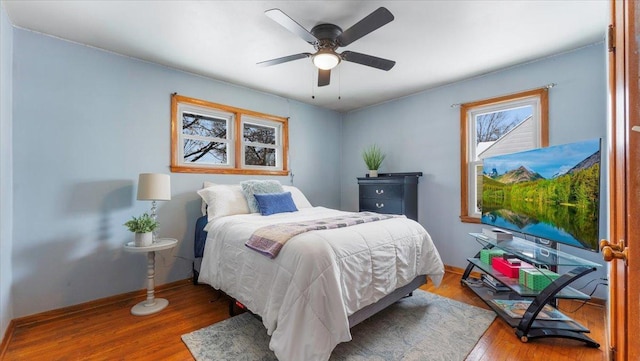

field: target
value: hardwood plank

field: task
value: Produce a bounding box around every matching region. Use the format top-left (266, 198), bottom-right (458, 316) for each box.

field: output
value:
top-left (2, 272), bottom-right (606, 360)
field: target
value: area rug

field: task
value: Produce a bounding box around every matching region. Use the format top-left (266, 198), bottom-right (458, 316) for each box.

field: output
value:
top-left (182, 290), bottom-right (496, 361)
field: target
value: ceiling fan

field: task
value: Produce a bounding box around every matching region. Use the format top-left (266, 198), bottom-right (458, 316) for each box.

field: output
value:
top-left (258, 7), bottom-right (396, 87)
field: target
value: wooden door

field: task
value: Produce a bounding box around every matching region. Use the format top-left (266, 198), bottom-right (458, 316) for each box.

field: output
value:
top-left (607, 1), bottom-right (640, 360)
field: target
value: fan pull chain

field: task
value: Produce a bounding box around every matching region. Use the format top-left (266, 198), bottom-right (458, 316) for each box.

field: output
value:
top-left (338, 66), bottom-right (341, 100)
top-left (311, 66), bottom-right (315, 99)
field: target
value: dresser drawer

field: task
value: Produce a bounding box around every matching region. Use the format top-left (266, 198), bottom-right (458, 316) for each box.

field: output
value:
top-left (359, 184), bottom-right (403, 199)
top-left (359, 198), bottom-right (403, 214)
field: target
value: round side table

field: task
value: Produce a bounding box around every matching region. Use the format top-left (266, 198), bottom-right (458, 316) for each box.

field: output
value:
top-left (123, 238), bottom-right (178, 316)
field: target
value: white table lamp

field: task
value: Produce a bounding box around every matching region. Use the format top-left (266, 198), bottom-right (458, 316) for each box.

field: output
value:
top-left (137, 173), bottom-right (171, 241)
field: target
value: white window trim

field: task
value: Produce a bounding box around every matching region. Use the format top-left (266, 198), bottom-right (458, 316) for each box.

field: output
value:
top-left (177, 103), bottom-right (235, 168)
top-left (468, 161), bottom-right (483, 218)
top-left (241, 116), bottom-right (283, 171)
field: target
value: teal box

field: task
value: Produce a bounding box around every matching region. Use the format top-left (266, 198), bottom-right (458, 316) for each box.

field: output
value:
top-left (480, 249), bottom-right (505, 265)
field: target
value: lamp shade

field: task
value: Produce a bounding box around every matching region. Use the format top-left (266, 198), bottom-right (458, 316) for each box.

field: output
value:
top-left (137, 173), bottom-right (171, 201)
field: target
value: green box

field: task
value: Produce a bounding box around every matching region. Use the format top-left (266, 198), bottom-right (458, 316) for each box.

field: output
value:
top-left (519, 268), bottom-right (560, 291)
top-left (480, 249), bottom-right (505, 265)
top-left (518, 267), bottom-right (527, 286)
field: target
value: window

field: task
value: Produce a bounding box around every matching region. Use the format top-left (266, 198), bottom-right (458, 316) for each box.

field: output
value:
top-left (171, 94), bottom-right (289, 175)
top-left (242, 117), bottom-right (280, 168)
top-left (460, 88), bottom-right (548, 223)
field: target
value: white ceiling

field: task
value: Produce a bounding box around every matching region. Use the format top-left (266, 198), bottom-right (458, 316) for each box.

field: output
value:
top-left (3, 1), bottom-right (609, 113)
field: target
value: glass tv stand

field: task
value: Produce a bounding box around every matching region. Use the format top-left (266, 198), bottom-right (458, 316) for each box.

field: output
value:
top-left (461, 232), bottom-right (601, 347)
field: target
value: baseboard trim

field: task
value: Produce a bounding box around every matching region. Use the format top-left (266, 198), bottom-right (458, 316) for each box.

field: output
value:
top-left (444, 264), bottom-right (607, 307)
top-left (445, 264), bottom-right (481, 278)
top-left (0, 319), bottom-right (17, 360)
top-left (9, 278), bottom-right (192, 329)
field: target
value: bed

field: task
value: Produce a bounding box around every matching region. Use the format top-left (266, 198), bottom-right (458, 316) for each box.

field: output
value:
top-left (195, 181), bottom-right (445, 361)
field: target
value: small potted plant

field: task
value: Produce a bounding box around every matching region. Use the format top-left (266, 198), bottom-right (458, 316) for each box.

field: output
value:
top-left (362, 144), bottom-right (386, 177)
top-left (124, 213), bottom-right (159, 247)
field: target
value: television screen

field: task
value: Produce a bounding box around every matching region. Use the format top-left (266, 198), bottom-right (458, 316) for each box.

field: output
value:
top-left (481, 138), bottom-right (601, 252)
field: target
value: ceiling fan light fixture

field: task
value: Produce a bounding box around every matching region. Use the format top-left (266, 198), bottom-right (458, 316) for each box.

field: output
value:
top-left (313, 50), bottom-right (340, 70)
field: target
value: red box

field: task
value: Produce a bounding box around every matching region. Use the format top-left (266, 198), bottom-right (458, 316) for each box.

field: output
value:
top-left (492, 257), bottom-right (532, 278)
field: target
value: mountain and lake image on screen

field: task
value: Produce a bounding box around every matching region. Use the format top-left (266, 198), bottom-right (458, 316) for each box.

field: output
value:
top-left (481, 138), bottom-right (601, 252)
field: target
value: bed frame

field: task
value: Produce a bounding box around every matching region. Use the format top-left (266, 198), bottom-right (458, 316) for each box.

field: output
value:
top-left (348, 275), bottom-right (425, 327)
top-left (191, 215), bottom-right (426, 326)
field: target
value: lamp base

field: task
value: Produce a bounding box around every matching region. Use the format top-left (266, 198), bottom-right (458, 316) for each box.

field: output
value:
top-left (150, 200), bottom-right (157, 242)
top-left (131, 298), bottom-right (169, 316)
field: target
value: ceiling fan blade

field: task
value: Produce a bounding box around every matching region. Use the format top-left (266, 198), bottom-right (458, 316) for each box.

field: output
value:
top-left (265, 9), bottom-right (318, 44)
top-left (257, 53), bottom-right (312, 67)
top-left (318, 69), bottom-right (331, 87)
top-left (341, 51), bottom-right (395, 71)
top-left (337, 7), bottom-right (394, 47)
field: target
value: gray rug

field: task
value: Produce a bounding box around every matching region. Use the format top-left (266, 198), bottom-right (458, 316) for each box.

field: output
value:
top-left (182, 290), bottom-right (496, 361)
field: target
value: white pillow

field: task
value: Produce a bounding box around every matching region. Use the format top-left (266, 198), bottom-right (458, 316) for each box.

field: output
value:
top-left (201, 181), bottom-right (216, 216)
top-left (197, 184), bottom-right (250, 221)
top-left (283, 185), bottom-right (312, 208)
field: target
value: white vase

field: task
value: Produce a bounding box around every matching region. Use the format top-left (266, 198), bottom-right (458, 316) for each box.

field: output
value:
top-left (135, 232), bottom-right (153, 247)
top-left (369, 170), bottom-right (378, 177)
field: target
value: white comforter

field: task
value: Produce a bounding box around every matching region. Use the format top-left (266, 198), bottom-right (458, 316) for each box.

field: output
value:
top-left (198, 207), bottom-right (444, 361)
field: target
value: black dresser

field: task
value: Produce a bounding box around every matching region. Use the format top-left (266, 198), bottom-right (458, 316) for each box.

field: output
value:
top-left (357, 172), bottom-right (422, 221)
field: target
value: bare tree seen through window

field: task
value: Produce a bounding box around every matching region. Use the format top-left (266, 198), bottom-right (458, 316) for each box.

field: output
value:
top-left (244, 123), bottom-right (277, 166)
top-left (476, 106), bottom-right (533, 144)
top-left (182, 112), bottom-right (228, 164)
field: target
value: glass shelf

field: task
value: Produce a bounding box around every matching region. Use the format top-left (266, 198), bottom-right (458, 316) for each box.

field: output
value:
top-left (469, 233), bottom-right (602, 268)
top-left (461, 278), bottom-right (590, 332)
top-left (466, 258), bottom-right (591, 299)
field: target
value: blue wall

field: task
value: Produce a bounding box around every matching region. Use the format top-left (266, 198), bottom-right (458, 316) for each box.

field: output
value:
top-left (5, 25), bottom-right (609, 319)
top-left (341, 44), bottom-right (608, 298)
top-left (10, 28), bottom-right (342, 318)
top-left (0, 2), bottom-right (14, 341)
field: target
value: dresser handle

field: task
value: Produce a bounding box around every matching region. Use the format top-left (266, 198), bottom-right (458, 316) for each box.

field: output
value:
top-left (376, 203), bottom-right (384, 208)
top-left (375, 189), bottom-right (384, 195)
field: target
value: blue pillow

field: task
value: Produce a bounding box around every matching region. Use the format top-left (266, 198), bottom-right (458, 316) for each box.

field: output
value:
top-left (253, 192), bottom-right (299, 216)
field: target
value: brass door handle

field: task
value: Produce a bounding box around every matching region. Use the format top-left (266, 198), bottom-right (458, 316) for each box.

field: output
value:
top-left (600, 239), bottom-right (625, 252)
top-left (600, 239), bottom-right (628, 264)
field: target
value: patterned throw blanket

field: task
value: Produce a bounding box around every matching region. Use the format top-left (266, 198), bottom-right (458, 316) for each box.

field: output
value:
top-left (246, 212), bottom-right (403, 258)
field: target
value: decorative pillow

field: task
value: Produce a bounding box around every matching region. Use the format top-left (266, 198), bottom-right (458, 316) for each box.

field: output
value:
top-left (253, 192), bottom-right (299, 216)
top-left (240, 180), bottom-right (285, 213)
top-left (282, 185), bottom-right (313, 208)
top-left (197, 184), bottom-right (250, 221)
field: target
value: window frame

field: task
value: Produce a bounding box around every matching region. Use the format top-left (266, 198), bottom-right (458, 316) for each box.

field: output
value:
top-left (241, 116), bottom-right (283, 171)
top-left (178, 103), bottom-right (235, 168)
top-left (171, 94), bottom-right (289, 175)
top-left (459, 88), bottom-right (548, 223)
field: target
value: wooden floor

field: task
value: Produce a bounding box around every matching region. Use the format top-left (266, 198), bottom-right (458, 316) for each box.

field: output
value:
top-left (1, 272), bottom-right (606, 361)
